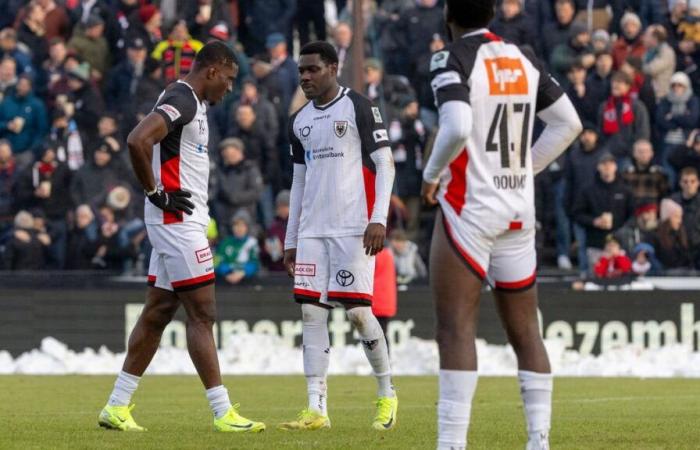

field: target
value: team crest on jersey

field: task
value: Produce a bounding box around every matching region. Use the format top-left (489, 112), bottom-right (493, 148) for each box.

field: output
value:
top-left (430, 51), bottom-right (449, 71)
top-left (371, 106), bottom-right (383, 123)
top-left (334, 120), bottom-right (348, 138)
top-left (484, 57), bottom-right (528, 95)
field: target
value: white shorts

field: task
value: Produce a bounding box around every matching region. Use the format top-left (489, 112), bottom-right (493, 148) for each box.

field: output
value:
top-left (293, 236), bottom-right (375, 308)
top-left (440, 208), bottom-right (537, 291)
top-left (147, 222), bottom-right (215, 292)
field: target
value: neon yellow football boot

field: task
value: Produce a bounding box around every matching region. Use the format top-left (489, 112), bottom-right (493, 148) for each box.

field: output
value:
top-left (278, 408), bottom-right (331, 430)
top-left (372, 395), bottom-right (398, 430)
top-left (98, 404), bottom-right (146, 431)
top-left (214, 404), bottom-right (266, 433)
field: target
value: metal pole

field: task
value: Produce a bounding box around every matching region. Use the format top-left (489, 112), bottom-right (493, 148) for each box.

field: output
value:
top-left (351, 0), bottom-right (365, 92)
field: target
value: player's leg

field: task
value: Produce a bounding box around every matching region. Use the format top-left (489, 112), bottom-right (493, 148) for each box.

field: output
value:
top-left (99, 253), bottom-right (177, 431)
top-left (328, 236), bottom-right (396, 430)
top-left (280, 238), bottom-right (332, 430)
top-left (490, 229), bottom-right (551, 450)
top-left (432, 210), bottom-right (488, 450)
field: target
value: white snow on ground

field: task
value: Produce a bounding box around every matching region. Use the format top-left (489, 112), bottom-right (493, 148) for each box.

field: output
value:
top-left (2, 335), bottom-right (700, 377)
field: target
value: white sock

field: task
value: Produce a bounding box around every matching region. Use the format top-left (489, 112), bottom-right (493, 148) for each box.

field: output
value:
top-left (437, 370), bottom-right (478, 450)
top-left (206, 385), bottom-right (232, 419)
top-left (302, 304), bottom-right (330, 416)
top-left (518, 370), bottom-right (552, 439)
top-left (107, 370), bottom-right (140, 406)
top-left (346, 307), bottom-right (394, 398)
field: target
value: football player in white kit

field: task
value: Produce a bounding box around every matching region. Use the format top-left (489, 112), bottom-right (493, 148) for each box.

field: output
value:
top-left (421, 1), bottom-right (582, 449)
top-left (98, 41), bottom-right (265, 433)
top-left (280, 41), bottom-right (398, 431)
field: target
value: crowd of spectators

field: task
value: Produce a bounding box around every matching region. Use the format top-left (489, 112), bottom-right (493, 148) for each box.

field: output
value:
top-left (0, 0), bottom-right (699, 281)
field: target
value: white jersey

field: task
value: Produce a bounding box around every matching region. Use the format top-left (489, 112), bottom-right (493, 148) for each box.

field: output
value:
top-left (289, 87), bottom-right (390, 238)
top-left (145, 80), bottom-right (210, 226)
top-left (430, 29), bottom-right (563, 230)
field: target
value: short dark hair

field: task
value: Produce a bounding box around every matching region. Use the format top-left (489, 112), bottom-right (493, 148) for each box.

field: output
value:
top-left (194, 41), bottom-right (238, 70)
top-left (299, 41), bottom-right (338, 66)
top-left (446, 0), bottom-right (495, 29)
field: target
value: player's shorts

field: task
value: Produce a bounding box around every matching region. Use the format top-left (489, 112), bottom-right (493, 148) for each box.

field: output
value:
top-left (440, 207), bottom-right (536, 292)
top-left (146, 222), bottom-right (215, 292)
top-left (293, 236), bottom-right (375, 308)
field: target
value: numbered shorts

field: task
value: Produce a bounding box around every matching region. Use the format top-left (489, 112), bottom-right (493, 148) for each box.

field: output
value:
top-left (146, 222), bottom-right (215, 292)
top-left (440, 208), bottom-right (537, 291)
top-left (293, 236), bottom-right (375, 308)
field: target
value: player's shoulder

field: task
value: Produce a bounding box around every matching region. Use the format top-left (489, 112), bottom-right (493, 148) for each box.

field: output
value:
top-left (429, 35), bottom-right (490, 76)
top-left (346, 88), bottom-right (373, 108)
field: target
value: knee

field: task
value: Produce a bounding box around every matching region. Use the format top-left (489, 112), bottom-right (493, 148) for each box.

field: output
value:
top-left (436, 323), bottom-right (473, 349)
top-left (187, 306), bottom-right (216, 327)
top-left (141, 305), bottom-right (176, 331)
top-left (345, 306), bottom-right (372, 333)
top-left (301, 304), bottom-right (329, 327)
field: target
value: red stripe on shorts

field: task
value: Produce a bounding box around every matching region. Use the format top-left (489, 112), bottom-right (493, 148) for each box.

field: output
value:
top-left (293, 288), bottom-right (322, 299)
top-left (171, 272), bottom-right (215, 288)
top-left (495, 272), bottom-right (537, 291)
top-left (327, 291), bottom-right (373, 301)
top-left (445, 149), bottom-right (468, 216)
top-left (362, 165), bottom-right (376, 220)
top-left (160, 155), bottom-right (182, 224)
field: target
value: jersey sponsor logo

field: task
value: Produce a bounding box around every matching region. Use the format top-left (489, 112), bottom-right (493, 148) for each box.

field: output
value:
top-left (157, 104), bottom-right (181, 122)
top-left (373, 129), bottom-right (388, 143)
top-left (334, 120), bottom-right (348, 138)
top-left (371, 106), bottom-right (383, 124)
top-left (195, 247), bottom-right (213, 264)
top-left (300, 125), bottom-right (313, 138)
top-left (484, 57), bottom-right (528, 95)
top-left (335, 269), bottom-right (354, 287)
top-left (295, 263), bottom-right (316, 277)
top-left (430, 50), bottom-right (450, 71)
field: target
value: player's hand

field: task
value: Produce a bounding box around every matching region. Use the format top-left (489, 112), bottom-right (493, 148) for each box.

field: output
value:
top-left (283, 248), bottom-right (297, 278)
top-left (147, 189), bottom-right (195, 215)
top-left (421, 180), bottom-right (439, 206)
top-left (363, 223), bottom-right (386, 256)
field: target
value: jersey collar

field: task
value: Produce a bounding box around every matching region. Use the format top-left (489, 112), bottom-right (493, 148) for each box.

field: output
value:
top-left (461, 28), bottom-right (489, 38)
top-left (312, 86), bottom-right (347, 111)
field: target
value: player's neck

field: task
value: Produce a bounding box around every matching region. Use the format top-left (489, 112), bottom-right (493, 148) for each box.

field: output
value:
top-left (182, 73), bottom-right (205, 103)
top-left (449, 24), bottom-right (484, 40)
top-left (313, 84), bottom-right (340, 107)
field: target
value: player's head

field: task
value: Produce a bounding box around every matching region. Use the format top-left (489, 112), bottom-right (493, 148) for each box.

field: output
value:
top-left (445, 0), bottom-right (495, 39)
top-left (298, 41), bottom-right (339, 100)
top-left (192, 41), bottom-right (239, 105)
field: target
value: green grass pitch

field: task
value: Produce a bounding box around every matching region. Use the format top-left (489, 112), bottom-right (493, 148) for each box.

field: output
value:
top-left (1, 375), bottom-right (699, 449)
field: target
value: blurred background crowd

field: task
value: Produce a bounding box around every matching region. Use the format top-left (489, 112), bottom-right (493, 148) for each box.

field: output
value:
top-left (0, 0), bottom-right (699, 283)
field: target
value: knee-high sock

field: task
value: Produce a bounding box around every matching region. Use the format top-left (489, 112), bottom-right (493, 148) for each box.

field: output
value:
top-left (302, 303), bottom-right (330, 415)
top-left (346, 306), bottom-right (394, 397)
top-left (437, 370), bottom-right (478, 450)
top-left (518, 370), bottom-right (552, 438)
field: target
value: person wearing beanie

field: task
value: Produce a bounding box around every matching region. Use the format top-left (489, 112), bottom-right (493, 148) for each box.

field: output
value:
top-left (612, 12), bottom-right (646, 69)
top-left (67, 13), bottom-right (111, 78)
top-left (549, 22), bottom-right (595, 82)
top-left (650, 198), bottom-right (693, 270)
top-left (613, 202), bottom-right (658, 255)
top-left (214, 209), bottom-right (260, 284)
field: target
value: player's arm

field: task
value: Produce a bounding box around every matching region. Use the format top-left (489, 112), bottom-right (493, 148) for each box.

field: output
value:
top-left (524, 48), bottom-right (583, 175)
top-left (283, 117), bottom-right (306, 277)
top-left (128, 92), bottom-right (198, 215)
top-left (422, 49), bottom-right (473, 205)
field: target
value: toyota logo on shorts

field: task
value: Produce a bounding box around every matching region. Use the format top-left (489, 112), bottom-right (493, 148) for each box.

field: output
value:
top-left (336, 270), bottom-right (354, 287)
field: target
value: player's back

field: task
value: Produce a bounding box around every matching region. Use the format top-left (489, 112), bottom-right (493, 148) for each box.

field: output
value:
top-left (431, 30), bottom-right (561, 230)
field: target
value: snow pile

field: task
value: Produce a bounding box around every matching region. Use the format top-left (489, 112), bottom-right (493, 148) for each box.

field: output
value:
top-left (2, 335), bottom-right (700, 377)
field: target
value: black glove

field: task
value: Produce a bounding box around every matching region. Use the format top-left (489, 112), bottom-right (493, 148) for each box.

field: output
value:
top-left (147, 189), bottom-right (195, 215)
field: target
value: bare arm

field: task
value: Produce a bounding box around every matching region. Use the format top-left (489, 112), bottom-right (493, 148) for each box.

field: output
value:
top-left (127, 112), bottom-right (169, 193)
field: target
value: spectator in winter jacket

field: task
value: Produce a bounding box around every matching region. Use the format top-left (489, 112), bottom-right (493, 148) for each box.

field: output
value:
top-left (541, 0), bottom-right (576, 62)
top-left (372, 247), bottom-right (397, 346)
top-left (656, 72), bottom-right (700, 184)
top-left (1, 210), bottom-right (48, 270)
top-left (611, 12), bottom-right (646, 70)
top-left (65, 203), bottom-right (100, 270)
top-left (238, 0), bottom-right (297, 57)
top-left (211, 138), bottom-right (263, 236)
top-left (613, 202), bottom-right (658, 255)
top-left (621, 139), bottom-right (669, 206)
top-left (670, 167), bottom-right (700, 266)
top-left (0, 75), bottom-right (48, 167)
top-left (0, 139), bottom-right (17, 230)
top-left (0, 57), bottom-right (18, 102)
top-left (104, 36), bottom-right (148, 117)
top-left (67, 62), bottom-right (105, 150)
top-left (642, 25), bottom-right (676, 100)
top-left (669, 130), bottom-right (700, 176)
top-left (566, 61), bottom-right (603, 125)
top-left (364, 58), bottom-right (415, 126)
top-left (151, 20), bottom-right (203, 84)
top-left (593, 235), bottom-right (633, 279)
top-left (229, 78), bottom-right (279, 150)
top-left (550, 23), bottom-right (595, 83)
top-left (14, 145), bottom-right (72, 268)
top-left (46, 107), bottom-right (84, 172)
top-left (619, 56), bottom-right (657, 130)
top-left (69, 144), bottom-right (121, 208)
top-left (598, 71), bottom-right (650, 162)
top-left (489, 0), bottom-right (537, 51)
top-left (127, 4), bottom-right (162, 55)
top-left (388, 229), bottom-right (427, 284)
top-left (215, 210), bottom-right (260, 285)
top-left (587, 51), bottom-right (613, 101)
top-left (572, 152), bottom-right (635, 270)
top-left (67, 14), bottom-right (111, 80)
top-left (650, 198), bottom-right (693, 270)
top-left (261, 190), bottom-right (289, 272)
top-left (0, 28), bottom-right (34, 77)
top-left (16, 2), bottom-right (48, 71)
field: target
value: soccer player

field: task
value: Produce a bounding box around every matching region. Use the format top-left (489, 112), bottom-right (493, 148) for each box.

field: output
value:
top-left (98, 41), bottom-right (265, 433)
top-left (279, 41), bottom-right (397, 431)
top-left (421, 1), bottom-right (582, 449)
